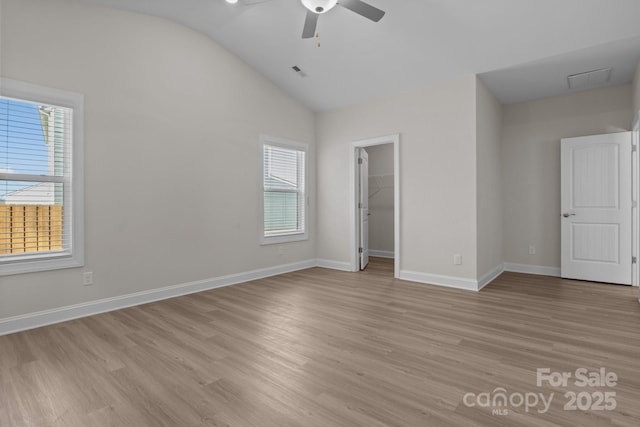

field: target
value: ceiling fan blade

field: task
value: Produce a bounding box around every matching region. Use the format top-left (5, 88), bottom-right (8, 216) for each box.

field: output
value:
top-left (302, 10), bottom-right (319, 39)
top-left (339, 0), bottom-right (385, 22)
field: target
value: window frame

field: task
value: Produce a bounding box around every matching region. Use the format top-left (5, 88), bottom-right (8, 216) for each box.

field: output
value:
top-left (259, 135), bottom-right (308, 245)
top-left (0, 78), bottom-right (84, 276)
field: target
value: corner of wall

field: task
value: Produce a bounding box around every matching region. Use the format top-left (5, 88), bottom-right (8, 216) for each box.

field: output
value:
top-left (475, 75), bottom-right (504, 283)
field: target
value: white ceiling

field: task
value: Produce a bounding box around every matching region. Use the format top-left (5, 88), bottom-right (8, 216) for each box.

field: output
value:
top-left (80, 0), bottom-right (640, 110)
top-left (479, 35), bottom-right (640, 105)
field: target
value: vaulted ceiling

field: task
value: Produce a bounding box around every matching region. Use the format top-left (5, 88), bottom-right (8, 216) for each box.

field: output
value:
top-left (81, 0), bottom-right (640, 111)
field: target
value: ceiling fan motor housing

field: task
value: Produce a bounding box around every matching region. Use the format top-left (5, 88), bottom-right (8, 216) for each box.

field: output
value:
top-left (301, 0), bottom-right (338, 14)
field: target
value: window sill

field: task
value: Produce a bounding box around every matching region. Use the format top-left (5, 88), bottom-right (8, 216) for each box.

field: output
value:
top-left (260, 232), bottom-right (309, 245)
top-left (0, 254), bottom-right (84, 276)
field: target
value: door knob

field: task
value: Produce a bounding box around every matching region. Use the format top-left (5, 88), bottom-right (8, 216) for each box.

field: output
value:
top-left (562, 213), bottom-right (576, 218)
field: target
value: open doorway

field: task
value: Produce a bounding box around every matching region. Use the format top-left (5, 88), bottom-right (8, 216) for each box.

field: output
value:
top-left (350, 134), bottom-right (400, 278)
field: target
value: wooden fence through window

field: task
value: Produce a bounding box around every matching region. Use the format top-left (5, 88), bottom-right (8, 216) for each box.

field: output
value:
top-left (0, 205), bottom-right (63, 254)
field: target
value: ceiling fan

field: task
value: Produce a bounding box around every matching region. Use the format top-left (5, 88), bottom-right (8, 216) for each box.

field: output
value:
top-left (227, 0), bottom-right (385, 39)
top-left (300, 0), bottom-right (385, 39)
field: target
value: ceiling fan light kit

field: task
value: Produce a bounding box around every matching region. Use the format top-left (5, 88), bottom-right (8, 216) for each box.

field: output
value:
top-left (301, 0), bottom-right (337, 14)
top-left (300, 0), bottom-right (385, 39)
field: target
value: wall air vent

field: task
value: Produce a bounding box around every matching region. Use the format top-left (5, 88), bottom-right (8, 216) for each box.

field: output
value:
top-left (567, 68), bottom-right (612, 90)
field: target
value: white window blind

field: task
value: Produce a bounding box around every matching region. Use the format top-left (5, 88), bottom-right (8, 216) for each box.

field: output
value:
top-left (261, 137), bottom-right (307, 243)
top-left (0, 79), bottom-right (83, 275)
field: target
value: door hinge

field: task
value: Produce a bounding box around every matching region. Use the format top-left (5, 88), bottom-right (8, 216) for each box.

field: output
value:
top-left (359, 247), bottom-right (363, 253)
top-left (633, 145), bottom-right (638, 152)
top-left (358, 202), bottom-right (362, 208)
top-left (633, 257), bottom-right (637, 264)
top-left (358, 158), bottom-right (363, 164)
top-left (634, 201), bottom-right (638, 208)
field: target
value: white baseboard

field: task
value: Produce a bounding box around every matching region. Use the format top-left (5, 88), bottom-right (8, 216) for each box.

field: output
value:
top-left (0, 259), bottom-right (566, 336)
top-left (398, 270), bottom-right (478, 291)
top-left (503, 263), bottom-right (561, 277)
top-left (478, 264), bottom-right (505, 290)
top-left (316, 259), bottom-right (353, 272)
top-left (369, 250), bottom-right (394, 259)
top-left (400, 264), bottom-right (505, 292)
top-left (0, 259), bottom-right (317, 336)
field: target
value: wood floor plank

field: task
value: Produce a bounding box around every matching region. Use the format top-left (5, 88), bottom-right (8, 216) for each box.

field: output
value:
top-left (1, 257), bottom-right (639, 426)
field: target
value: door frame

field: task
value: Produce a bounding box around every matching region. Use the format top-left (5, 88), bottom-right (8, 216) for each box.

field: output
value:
top-left (632, 113), bottom-right (640, 287)
top-left (349, 134), bottom-right (400, 277)
top-left (358, 147), bottom-right (369, 270)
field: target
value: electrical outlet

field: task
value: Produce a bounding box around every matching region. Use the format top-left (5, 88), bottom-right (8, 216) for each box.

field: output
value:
top-left (453, 254), bottom-right (462, 265)
top-left (529, 245), bottom-right (536, 255)
top-left (83, 272), bottom-right (94, 286)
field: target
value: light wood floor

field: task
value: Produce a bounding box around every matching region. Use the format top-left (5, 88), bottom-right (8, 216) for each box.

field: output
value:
top-left (1, 258), bottom-right (639, 426)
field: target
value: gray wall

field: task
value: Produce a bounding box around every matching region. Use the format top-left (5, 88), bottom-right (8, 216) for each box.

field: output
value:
top-left (633, 58), bottom-right (640, 118)
top-left (476, 78), bottom-right (503, 280)
top-left (0, 0), bottom-right (316, 319)
top-left (501, 84), bottom-right (632, 270)
top-left (317, 75), bottom-right (479, 280)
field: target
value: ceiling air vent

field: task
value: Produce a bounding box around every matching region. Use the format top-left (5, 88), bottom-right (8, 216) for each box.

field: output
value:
top-left (567, 68), bottom-right (612, 90)
top-left (291, 65), bottom-right (308, 78)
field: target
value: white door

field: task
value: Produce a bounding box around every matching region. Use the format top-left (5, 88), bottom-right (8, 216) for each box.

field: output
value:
top-left (359, 148), bottom-right (369, 270)
top-left (561, 132), bottom-right (632, 285)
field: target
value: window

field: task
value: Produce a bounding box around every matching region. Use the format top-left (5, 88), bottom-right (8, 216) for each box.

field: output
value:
top-left (0, 79), bottom-right (84, 275)
top-left (260, 136), bottom-right (308, 244)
